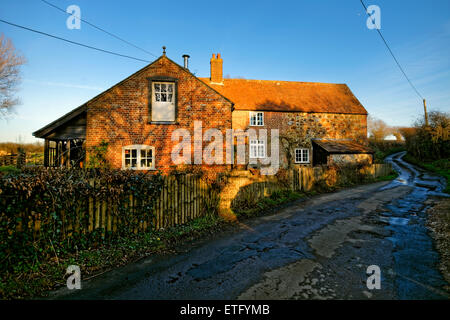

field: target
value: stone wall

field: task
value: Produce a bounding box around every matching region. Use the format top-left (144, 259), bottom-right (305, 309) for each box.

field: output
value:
top-left (232, 110), bottom-right (368, 168)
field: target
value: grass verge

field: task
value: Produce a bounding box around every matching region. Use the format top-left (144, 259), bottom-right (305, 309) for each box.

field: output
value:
top-left (234, 189), bottom-right (306, 219)
top-left (0, 214), bottom-right (228, 299)
top-left (0, 165), bottom-right (21, 175)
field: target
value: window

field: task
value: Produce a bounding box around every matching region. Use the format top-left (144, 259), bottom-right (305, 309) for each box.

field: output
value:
top-left (122, 145), bottom-right (155, 170)
top-left (250, 140), bottom-right (266, 158)
top-left (249, 112), bottom-right (264, 126)
top-left (151, 82), bottom-right (175, 122)
top-left (295, 148), bottom-right (310, 164)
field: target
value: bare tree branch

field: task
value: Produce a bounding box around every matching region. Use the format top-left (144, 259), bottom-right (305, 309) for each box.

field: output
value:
top-left (0, 33), bottom-right (26, 117)
top-left (368, 115), bottom-right (391, 141)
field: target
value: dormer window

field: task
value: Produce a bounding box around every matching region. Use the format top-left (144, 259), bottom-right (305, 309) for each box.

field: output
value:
top-left (250, 111), bottom-right (264, 126)
top-left (149, 79), bottom-right (177, 122)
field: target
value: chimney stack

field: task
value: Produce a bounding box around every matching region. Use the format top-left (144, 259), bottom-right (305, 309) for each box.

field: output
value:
top-left (182, 54), bottom-right (190, 69)
top-left (210, 53), bottom-right (223, 84)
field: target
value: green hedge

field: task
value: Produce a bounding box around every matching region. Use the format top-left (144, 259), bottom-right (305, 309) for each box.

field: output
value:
top-left (0, 168), bottom-right (163, 275)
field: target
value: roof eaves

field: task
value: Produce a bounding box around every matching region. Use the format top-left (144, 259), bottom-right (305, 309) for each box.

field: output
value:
top-left (32, 104), bottom-right (87, 138)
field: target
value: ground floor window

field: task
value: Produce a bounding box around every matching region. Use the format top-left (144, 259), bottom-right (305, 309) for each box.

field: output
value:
top-left (295, 148), bottom-right (310, 164)
top-left (250, 140), bottom-right (266, 158)
top-left (122, 145), bottom-right (155, 170)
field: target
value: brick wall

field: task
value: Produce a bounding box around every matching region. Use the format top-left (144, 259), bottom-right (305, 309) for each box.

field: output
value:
top-left (86, 56), bottom-right (233, 175)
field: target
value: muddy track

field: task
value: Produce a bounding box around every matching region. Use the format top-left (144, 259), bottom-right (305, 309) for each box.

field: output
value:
top-left (50, 152), bottom-right (449, 300)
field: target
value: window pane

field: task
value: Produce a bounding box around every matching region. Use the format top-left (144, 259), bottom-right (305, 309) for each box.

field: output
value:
top-left (131, 158), bottom-right (137, 167)
top-left (161, 93), bottom-right (167, 102)
top-left (141, 149), bottom-right (147, 158)
top-left (125, 159), bottom-right (130, 167)
top-left (155, 93), bottom-right (161, 101)
top-left (152, 103), bottom-right (175, 121)
top-left (258, 145), bottom-right (264, 157)
top-left (154, 83), bottom-right (160, 92)
top-left (131, 149), bottom-right (137, 158)
top-left (250, 145), bottom-right (257, 158)
top-left (257, 113), bottom-right (263, 125)
top-left (161, 84), bottom-right (167, 92)
top-left (168, 84), bottom-right (173, 92)
top-left (168, 93), bottom-right (173, 102)
top-left (146, 158), bottom-right (153, 167)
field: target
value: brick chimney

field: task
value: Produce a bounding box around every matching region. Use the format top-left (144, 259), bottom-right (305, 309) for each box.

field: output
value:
top-left (210, 53), bottom-right (223, 84)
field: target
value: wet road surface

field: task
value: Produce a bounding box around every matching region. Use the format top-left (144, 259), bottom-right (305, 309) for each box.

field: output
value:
top-left (52, 152), bottom-right (449, 300)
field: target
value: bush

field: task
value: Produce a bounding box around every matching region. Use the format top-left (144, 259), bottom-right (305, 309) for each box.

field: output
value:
top-left (0, 167), bottom-right (163, 276)
top-left (401, 111), bottom-right (449, 161)
top-left (369, 140), bottom-right (406, 163)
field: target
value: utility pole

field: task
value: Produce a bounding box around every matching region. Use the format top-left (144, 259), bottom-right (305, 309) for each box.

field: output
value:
top-left (423, 99), bottom-right (429, 126)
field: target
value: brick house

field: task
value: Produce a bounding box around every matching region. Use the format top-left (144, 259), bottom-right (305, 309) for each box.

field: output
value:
top-left (33, 51), bottom-right (372, 173)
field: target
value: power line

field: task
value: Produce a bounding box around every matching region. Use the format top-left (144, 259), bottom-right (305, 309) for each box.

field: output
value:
top-left (0, 18), bottom-right (151, 63)
top-left (360, 0), bottom-right (424, 100)
top-left (40, 0), bottom-right (158, 58)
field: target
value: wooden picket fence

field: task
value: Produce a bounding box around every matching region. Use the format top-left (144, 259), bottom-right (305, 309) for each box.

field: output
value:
top-left (82, 174), bottom-right (217, 234)
top-left (0, 154), bottom-right (18, 166)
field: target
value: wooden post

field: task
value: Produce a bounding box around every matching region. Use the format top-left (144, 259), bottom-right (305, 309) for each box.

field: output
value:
top-left (88, 179), bottom-right (94, 232)
top-left (44, 139), bottom-right (49, 167)
top-left (423, 99), bottom-right (429, 127)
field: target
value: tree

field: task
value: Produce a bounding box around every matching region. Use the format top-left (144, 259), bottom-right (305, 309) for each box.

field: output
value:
top-left (368, 116), bottom-right (391, 141)
top-left (399, 111), bottom-right (449, 160)
top-left (0, 34), bottom-right (26, 117)
top-left (391, 127), bottom-right (404, 141)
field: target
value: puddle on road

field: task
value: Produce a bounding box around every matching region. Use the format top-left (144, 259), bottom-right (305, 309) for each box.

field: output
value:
top-left (379, 216), bottom-right (410, 226)
top-left (381, 153), bottom-right (448, 299)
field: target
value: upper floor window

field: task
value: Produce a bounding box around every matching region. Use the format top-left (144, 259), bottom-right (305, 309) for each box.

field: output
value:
top-left (122, 145), bottom-right (155, 170)
top-left (151, 82), bottom-right (175, 122)
top-left (295, 148), bottom-right (310, 164)
top-left (249, 111), bottom-right (264, 126)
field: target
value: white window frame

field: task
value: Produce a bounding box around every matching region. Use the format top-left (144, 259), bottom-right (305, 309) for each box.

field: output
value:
top-left (122, 145), bottom-right (155, 170)
top-left (249, 140), bottom-right (266, 159)
top-left (295, 148), bottom-right (310, 164)
top-left (151, 81), bottom-right (175, 122)
top-left (249, 111), bottom-right (264, 126)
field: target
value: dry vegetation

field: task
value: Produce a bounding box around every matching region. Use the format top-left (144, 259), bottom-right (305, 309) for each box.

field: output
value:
top-left (427, 198), bottom-right (450, 292)
top-left (0, 141), bottom-right (44, 155)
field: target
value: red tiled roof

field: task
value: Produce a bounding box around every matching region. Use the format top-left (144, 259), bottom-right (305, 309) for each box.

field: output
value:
top-left (199, 78), bottom-right (367, 115)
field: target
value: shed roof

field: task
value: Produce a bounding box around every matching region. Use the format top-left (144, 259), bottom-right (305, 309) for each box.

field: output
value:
top-left (313, 139), bottom-right (373, 154)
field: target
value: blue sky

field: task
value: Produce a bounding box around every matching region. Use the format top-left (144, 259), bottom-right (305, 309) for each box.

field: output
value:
top-left (0, 0), bottom-right (449, 143)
